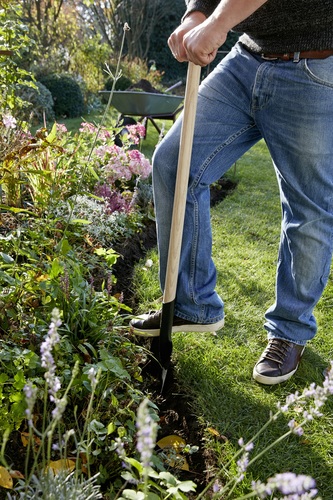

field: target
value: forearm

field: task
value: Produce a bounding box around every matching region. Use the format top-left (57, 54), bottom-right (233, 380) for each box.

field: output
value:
top-left (209, 0), bottom-right (268, 32)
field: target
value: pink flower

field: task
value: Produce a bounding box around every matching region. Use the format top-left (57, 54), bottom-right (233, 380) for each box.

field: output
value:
top-left (128, 150), bottom-right (151, 178)
top-left (99, 128), bottom-right (112, 140)
top-left (3, 113), bottom-right (17, 129)
top-left (94, 140), bottom-right (152, 183)
top-left (126, 123), bottom-right (146, 144)
top-left (79, 122), bottom-right (97, 134)
top-left (56, 123), bottom-right (68, 134)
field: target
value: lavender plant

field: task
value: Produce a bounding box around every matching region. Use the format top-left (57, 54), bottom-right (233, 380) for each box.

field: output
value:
top-left (22, 309), bottom-right (79, 473)
top-left (115, 398), bottom-right (197, 500)
top-left (7, 308), bottom-right (104, 498)
top-left (107, 363), bottom-right (333, 499)
top-left (195, 363), bottom-right (333, 499)
top-left (7, 470), bottom-right (102, 500)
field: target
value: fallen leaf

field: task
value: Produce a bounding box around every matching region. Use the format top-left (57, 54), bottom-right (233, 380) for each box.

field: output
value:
top-left (207, 427), bottom-right (220, 437)
top-left (206, 427), bottom-right (228, 442)
top-left (21, 432), bottom-right (41, 450)
top-left (79, 452), bottom-right (88, 474)
top-left (46, 459), bottom-right (76, 475)
top-left (156, 435), bottom-right (189, 471)
top-left (156, 435), bottom-right (186, 453)
top-left (0, 466), bottom-right (13, 489)
top-left (36, 274), bottom-right (49, 282)
top-left (9, 470), bottom-right (24, 479)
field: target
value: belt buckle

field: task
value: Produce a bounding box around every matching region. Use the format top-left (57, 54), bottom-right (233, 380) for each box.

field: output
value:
top-left (293, 51), bottom-right (301, 63)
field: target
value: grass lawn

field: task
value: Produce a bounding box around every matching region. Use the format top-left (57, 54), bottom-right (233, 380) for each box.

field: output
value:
top-left (133, 141), bottom-right (333, 498)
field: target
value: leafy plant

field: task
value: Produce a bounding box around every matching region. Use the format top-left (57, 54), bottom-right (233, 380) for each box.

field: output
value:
top-left (39, 74), bottom-right (85, 118)
top-left (0, 3), bottom-right (35, 113)
top-left (8, 471), bottom-right (103, 500)
top-left (0, 21), bottom-right (188, 499)
top-left (0, 342), bottom-right (40, 435)
top-left (17, 81), bottom-right (55, 124)
top-left (0, 121), bottom-right (77, 209)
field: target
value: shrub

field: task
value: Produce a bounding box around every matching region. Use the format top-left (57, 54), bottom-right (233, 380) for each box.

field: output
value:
top-left (39, 74), bottom-right (85, 118)
top-left (17, 81), bottom-right (55, 123)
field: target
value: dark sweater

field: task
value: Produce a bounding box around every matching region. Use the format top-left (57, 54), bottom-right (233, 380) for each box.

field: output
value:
top-left (184, 0), bottom-right (333, 53)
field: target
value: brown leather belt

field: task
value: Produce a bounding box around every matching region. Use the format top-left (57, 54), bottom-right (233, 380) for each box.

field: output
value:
top-left (261, 49), bottom-right (333, 62)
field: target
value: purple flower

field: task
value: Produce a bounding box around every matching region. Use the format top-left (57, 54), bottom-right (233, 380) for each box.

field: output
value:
top-left (237, 453), bottom-right (249, 472)
top-left (51, 396), bottom-right (67, 421)
top-left (274, 473), bottom-right (316, 495)
top-left (253, 472), bottom-right (317, 499)
top-left (276, 361), bottom-right (333, 433)
top-left (56, 123), bottom-right (68, 134)
top-left (24, 382), bottom-right (38, 427)
top-left (40, 308), bottom-right (66, 422)
top-left (238, 437), bottom-right (254, 452)
top-left (40, 308), bottom-right (62, 399)
top-left (126, 123), bottom-right (146, 144)
top-left (212, 480), bottom-right (220, 493)
top-left (288, 419), bottom-right (304, 436)
top-left (94, 184), bottom-right (132, 214)
top-left (79, 122), bottom-right (98, 134)
top-left (136, 398), bottom-right (157, 468)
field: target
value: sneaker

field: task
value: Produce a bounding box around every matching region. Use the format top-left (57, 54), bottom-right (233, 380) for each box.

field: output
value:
top-left (253, 338), bottom-right (305, 385)
top-left (130, 310), bottom-right (225, 337)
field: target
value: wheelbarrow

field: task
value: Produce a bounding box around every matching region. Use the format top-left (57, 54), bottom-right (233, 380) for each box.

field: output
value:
top-left (100, 87), bottom-right (184, 137)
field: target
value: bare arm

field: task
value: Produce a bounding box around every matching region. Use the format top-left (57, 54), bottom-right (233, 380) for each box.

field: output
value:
top-left (168, 0), bottom-right (268, 66)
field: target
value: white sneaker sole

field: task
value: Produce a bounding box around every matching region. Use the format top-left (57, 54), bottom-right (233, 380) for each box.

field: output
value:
top-left (252, 366), bottom-right (299, 385)
top-left (131, 315), bottom-right (225, 338)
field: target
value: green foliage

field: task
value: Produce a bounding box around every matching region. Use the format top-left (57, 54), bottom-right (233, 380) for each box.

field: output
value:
top-left (0, 109), bottom-right (152, 349)
top-left (105, 74), bottom-right (132, 92)
top-left (39, 74), bottom-right (85, 118)
top-left (0, 4), bottom-right (35, 112)
top-left (8, 471), bottom-right (103, 500)
top-left (21, 0), bottom-right (80, 76)
top-left (0, 14), bottom-right (199, 498)
top-left (53, 195), bottom-right (136, 247)
top-left (0, 122), bottom-right (78, 209)
top-left (0, 342), bottom-right (40, 434)
top-left (147, 1), bottom-right (187, 82)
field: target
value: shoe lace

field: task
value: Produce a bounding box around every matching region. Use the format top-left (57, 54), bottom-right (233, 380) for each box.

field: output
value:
top-left (263, 339), bottom-right (291, 365)
top-left (149, 310), bottom-right (161, 319)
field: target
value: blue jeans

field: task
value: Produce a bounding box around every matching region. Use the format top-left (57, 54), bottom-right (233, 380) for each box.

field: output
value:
top-left (152, 43), bottom-right (333, 345)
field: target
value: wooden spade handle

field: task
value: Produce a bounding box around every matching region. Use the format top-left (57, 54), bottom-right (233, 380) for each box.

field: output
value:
top-left (163, 62), bottom-right (201, 304)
